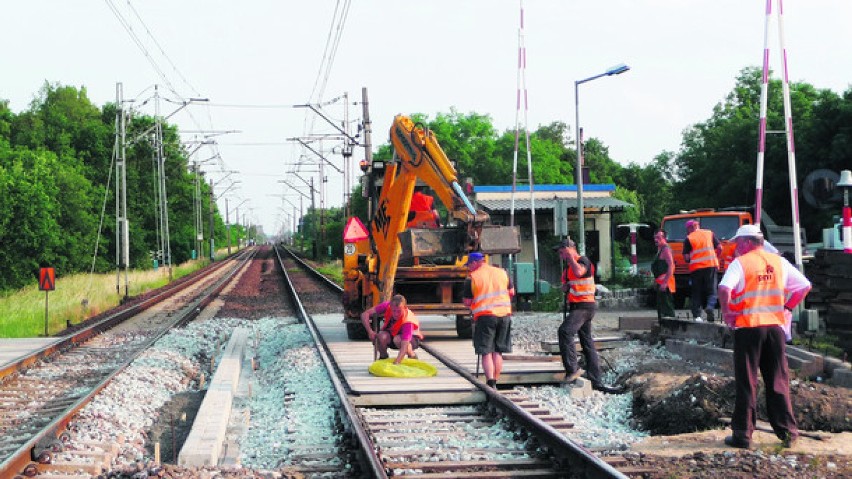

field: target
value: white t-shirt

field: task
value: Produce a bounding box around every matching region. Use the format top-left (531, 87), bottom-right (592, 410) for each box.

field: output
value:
top-left (720, 249), bottom-right (811, 295)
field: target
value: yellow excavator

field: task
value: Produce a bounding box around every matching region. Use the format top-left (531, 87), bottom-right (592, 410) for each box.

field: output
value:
top-left (342, 115), bottom-right (521, 339)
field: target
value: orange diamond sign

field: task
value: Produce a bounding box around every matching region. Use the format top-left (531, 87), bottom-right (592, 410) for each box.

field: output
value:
top-left (343, 217), bottom-right (369, 243)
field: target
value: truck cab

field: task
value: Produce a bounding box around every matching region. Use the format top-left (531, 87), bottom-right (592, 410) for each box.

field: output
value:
top-left (660, 209), bottom-right (753, 307)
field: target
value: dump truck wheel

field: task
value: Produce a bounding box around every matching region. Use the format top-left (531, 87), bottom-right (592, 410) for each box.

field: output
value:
top-left (455, 315), bottom-right (472, 339)
top-left (346, 322), bottom-right (368, 340)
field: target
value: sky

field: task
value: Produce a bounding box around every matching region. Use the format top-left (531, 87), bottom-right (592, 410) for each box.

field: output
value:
top-left (3, 1), bottom-right (852, 237)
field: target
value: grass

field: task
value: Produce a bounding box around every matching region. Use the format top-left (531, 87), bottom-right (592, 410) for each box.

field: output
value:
top-left (0, 255), bottom-right (224, 339)
top-left (312, 259), bottom-right (344, 287)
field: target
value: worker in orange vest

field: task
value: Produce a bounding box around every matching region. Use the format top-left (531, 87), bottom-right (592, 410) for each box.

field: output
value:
top-left (652, 229), bottom-right (676, 320)
top-left (553, 238), bottom-right (624, 394)
top-left (463, 252), bottom-right (513, 388)
top-left (360, 294), bottom-right (424, 365)
top-left (407, 187), bottom-right (441, 229)
top-left (718, 225), bottom-right (811, 449)
top-left (683, 219), bottom-right (722, 322)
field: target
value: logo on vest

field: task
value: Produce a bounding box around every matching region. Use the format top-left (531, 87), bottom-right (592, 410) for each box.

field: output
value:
top-left (757, 264), bottom-right (775, 283)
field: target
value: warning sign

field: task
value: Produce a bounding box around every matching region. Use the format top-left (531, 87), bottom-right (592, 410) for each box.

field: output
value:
top-left (343, 217), bottom-right (370, 243)
top-left (39, 267), bottom-right (56, 291)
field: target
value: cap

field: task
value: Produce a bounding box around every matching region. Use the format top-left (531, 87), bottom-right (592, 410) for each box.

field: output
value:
top-left (731, 224), bottom-right (763, 240)
top-left (552, 238), bottom-right (576, 251)
top-left (465, 252), bottom-right (485, 265)
top-left (685, 220), bottom-right (698, 229)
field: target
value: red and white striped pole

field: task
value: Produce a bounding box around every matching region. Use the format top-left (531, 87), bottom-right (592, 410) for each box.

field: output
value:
top-left (839, 170), bottom-right (852, 253)
top-left (754, 0), bottom-right (803, 269)
top-left (777, 0), bottom-right (804, 269)
top-left (618, 223), bottom-right (648, 275)
top-left (754, 0), bottom-right (772, 224)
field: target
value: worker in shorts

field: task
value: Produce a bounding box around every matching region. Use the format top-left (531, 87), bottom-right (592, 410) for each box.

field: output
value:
top-left (463, 252), bottom-right (513, 388)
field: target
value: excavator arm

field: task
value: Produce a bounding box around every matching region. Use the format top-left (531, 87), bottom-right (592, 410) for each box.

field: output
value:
top-left (370, 115), bottom-right (519, 303)
top-left (341, 114), bottom-right (519, 338)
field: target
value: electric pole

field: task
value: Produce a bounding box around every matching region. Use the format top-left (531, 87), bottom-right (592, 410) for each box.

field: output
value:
top-left (115, 83), bottom-right (130, 297)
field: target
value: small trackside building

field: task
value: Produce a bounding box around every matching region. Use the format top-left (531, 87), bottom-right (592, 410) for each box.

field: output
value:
top-left (473, 184), bottom-right (633, 284)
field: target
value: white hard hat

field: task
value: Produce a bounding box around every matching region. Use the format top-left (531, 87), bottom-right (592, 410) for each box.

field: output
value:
top-left (731, 224), bottom-right (763, 240)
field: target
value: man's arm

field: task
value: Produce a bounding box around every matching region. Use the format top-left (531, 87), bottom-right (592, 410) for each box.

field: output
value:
top-left (463, 278), bottom-right (473, 307)
top-left (718, 260), bottom-right (742, 328)
top-left (783, 261), bottom-right (812, 310)
top-left (718, 285), bottom-right (735, 327)
top-left (566, 254), bottom-right (588, 278)
top-left (660, 247), bottom-right (674, 290)
top-left (360, 306), bottom-right (378, 341)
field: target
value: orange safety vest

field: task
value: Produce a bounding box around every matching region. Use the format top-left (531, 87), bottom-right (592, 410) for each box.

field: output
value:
top-left (654, 245), bottom-right (675, 293)
top-left (728, 250), bottom-right (786, 328)
top-left (407, 192), bottom-right (440, 228)
top-left (687, 229), bottom-right (719, 272)
top-left (383, 305), bottom-right (424, 339)
top-left (469, 263), bottom-right (512, 319)
top-left (563, 261), bottom-right (596, 303)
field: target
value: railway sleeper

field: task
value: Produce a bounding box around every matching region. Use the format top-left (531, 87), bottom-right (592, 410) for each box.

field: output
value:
top-left (407, 469), bottom-right (570, 478)
top-left (33, 460), bottom-right (104, 476)
top-left (366, 415), bottom-right (495, 427)
top-left (385, 458), bottom-right (566, 475)
top-left (361, 406), bottom-right (482, 417)
top-left (369, 420), bottom-right (498, 433)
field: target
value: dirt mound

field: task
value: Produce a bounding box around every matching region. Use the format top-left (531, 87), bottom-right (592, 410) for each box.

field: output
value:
top-left (627, 371), bottom-right (851, 436)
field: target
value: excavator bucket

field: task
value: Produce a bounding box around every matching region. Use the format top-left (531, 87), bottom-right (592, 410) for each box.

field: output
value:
top-left (398, 225), bottom-right (520, 259)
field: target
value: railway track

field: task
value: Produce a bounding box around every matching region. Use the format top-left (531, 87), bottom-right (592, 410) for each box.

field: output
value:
top-left (1, 245), bottom-right (652, 478)
top-left (275, 246), bottom-right (648, 478)
top-left (0, 250), bottom-right (254, 478)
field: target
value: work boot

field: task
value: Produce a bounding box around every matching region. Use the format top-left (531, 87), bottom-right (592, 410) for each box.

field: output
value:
top-left (563, 368), bottom-right (585, 384)
top-left (782, 432), bottom-right (798, 448)
top-left (705, 309), bottom-right (715, 322)
top-left (486, 379), bottom-right (497, 388)
top-left (592, 384), bottom-right (627, 395)
top-left (724, 435), bottom-right (751, 449)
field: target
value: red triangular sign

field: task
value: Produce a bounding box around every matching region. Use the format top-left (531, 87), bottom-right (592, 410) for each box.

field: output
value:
top-left (343, 217), bottom-right (369, 243)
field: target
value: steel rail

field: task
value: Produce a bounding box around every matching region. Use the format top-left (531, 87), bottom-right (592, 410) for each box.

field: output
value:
top-left (0, 249), bottom-right (252, 382)
top-left (282, 245), bottom-right (629, 478)
top-left (0, 249), bottom-right (256, 478)
top-left (420, 342), bottom-right (628, 479)
top-left (273, 246), bottom-right (386, 479)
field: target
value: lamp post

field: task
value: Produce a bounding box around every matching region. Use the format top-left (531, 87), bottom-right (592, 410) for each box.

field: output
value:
top-left (574, 64), bottom-right (630, 256)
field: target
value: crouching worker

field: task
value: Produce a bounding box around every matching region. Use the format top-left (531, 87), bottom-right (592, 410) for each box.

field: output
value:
top-left (360, 294), bottom-right (423, 364)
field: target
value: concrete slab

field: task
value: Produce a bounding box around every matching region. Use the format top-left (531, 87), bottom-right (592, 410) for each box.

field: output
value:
top-left (178, 327), bottom-right (249, 467)
top-left (0, 337), bottom-right (63, 370)
top-left (618, 316), bottom-right (658, 331)
top-left (665, 340), bottom-right (733, 366)
top-left (831, 369), bottom-right (852, 388)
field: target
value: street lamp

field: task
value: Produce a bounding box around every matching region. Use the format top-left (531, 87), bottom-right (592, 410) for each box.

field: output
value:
top-left (574, 63), bottom-right (630, 256)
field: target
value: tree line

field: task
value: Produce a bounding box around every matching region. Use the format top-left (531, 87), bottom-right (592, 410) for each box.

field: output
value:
top-left (318, 67), bottom-right (849, 260)
top-left (0, 83), bottom-right (244, 292)
top-left (4, 67), bottom-right (851, 291)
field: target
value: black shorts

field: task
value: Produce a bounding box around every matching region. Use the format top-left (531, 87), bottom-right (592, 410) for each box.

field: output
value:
top-left (388, 336), bottom-right (421, 350)
top-left (473, 315), bottom-right (512, 354)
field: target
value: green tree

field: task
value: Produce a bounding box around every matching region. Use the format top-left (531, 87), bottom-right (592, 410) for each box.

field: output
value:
top-left (671, 67), bottom-right (850, 239)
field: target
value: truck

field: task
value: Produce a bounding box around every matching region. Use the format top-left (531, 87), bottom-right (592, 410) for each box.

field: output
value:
top-left (341, 115), bottom-right (521, 339)
top-left (659, 207), bottom-right (803, 308)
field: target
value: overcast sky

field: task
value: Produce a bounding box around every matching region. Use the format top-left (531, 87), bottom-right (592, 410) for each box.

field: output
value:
top-left (3, 1), bottom-right (851, 236)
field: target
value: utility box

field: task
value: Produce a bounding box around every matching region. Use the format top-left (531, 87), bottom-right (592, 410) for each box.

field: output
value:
top-left (515, 262), bottom-right (535, 294)
top-left (537, 279), bottom-right (551, 295)
top-left (797, 309), bottom-right (820, 334)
